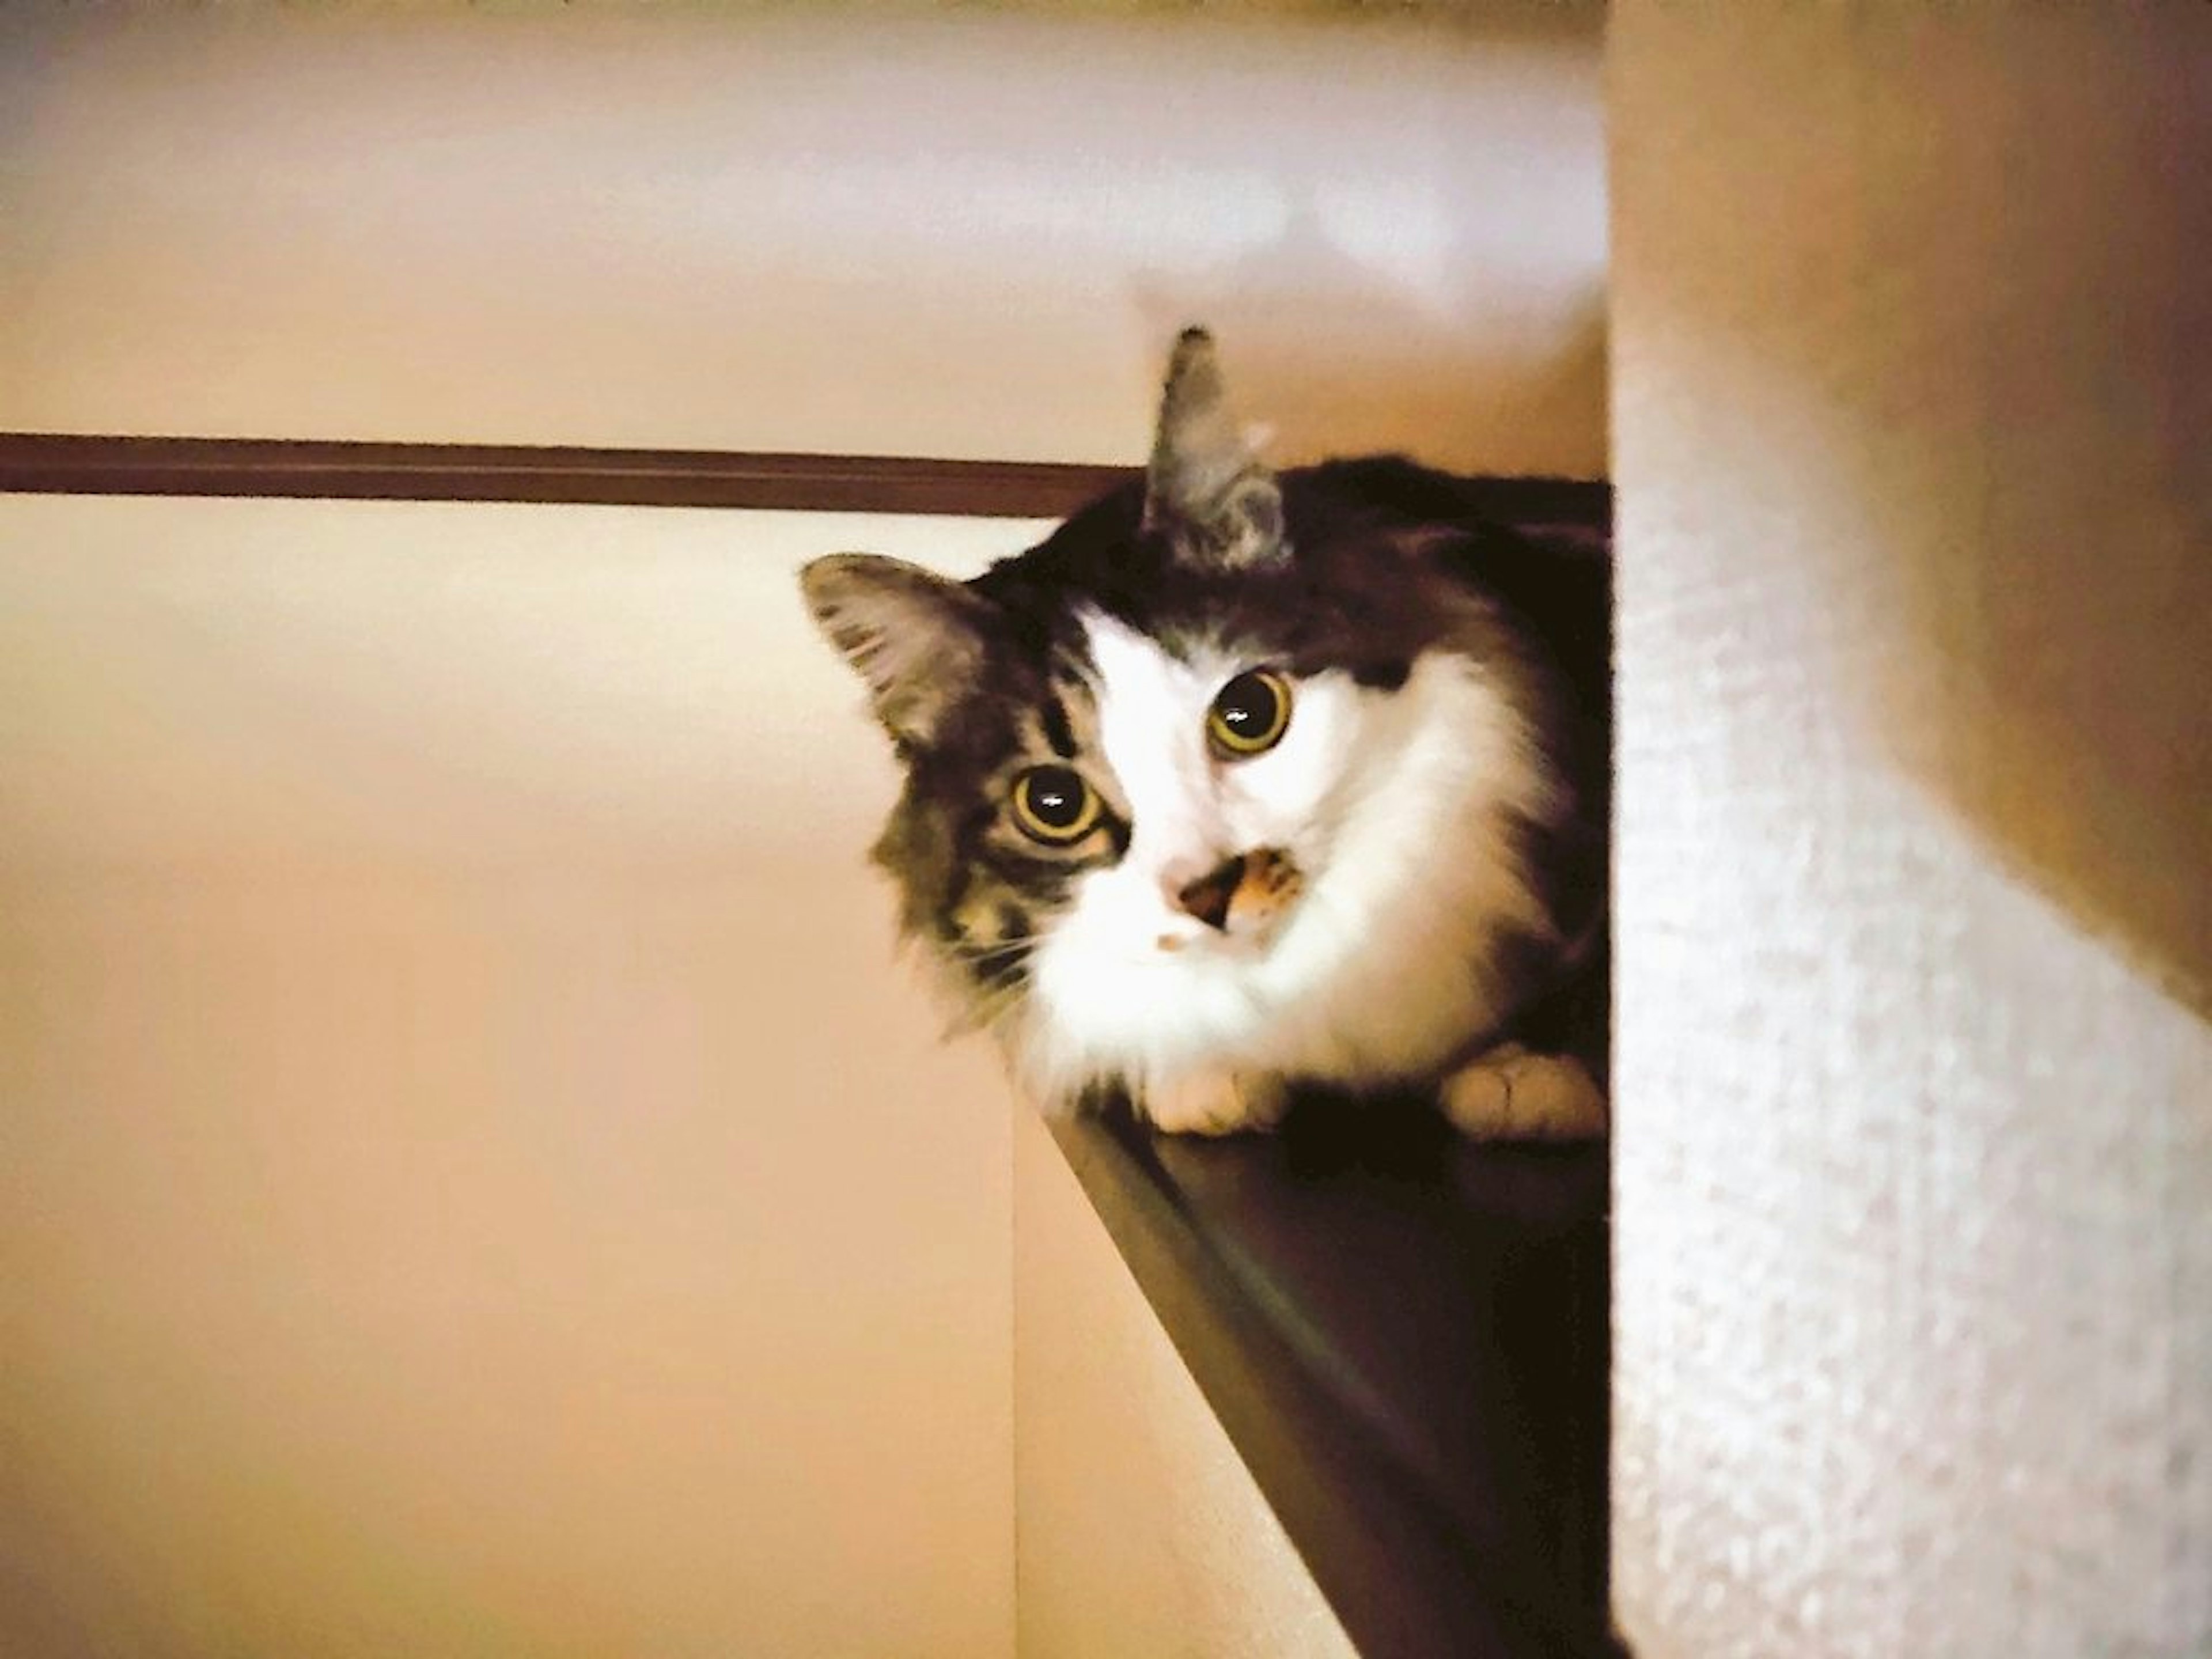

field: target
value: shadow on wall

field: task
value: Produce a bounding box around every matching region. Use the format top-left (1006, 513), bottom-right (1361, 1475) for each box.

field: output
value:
top-left (1882, 456), bottom-right (2211, 1027)
top-left (1852, 31), bottom-right (2212, 1027)
top-left (1130, 203), bottom-right (1608, 482)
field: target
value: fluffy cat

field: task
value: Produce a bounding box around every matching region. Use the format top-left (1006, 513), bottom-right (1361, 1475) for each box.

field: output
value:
top-left (800, 329), bottom-right (1608, 1137)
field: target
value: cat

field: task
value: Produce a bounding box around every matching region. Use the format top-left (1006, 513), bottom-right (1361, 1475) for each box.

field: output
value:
top-left (800, 329), bottom-right (1608, 1138)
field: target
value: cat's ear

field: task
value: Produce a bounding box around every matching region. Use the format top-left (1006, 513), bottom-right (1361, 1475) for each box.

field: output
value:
top-left (1143, 327), bottom-right (1286, 570)
top-left (800, 554), bottom-right (991, 747)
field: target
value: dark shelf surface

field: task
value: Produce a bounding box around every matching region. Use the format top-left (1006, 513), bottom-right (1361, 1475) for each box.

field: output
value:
top-left (1051, 1096), bottom-right (1622, 1659)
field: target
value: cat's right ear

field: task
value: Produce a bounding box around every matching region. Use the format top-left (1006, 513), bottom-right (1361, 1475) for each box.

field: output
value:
top-left (1143, 327), bottom-right (1286, 571)
top-left (800, 554), bottom-right (991, 748)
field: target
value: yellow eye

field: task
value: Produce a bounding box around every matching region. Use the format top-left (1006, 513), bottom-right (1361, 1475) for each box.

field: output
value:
top-left (1206, 669), bottom-right (1293, 758)
top-left (1011, 764), bottom-right (1100, 844)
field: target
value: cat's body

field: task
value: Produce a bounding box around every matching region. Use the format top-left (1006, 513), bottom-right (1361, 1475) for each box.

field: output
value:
top-left (802, 331), bottom-right (1608, 1137)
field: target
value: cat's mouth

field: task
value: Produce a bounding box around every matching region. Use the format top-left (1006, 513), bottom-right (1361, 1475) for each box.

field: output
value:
top-left (1156, 846), bottom-right (1305, 954)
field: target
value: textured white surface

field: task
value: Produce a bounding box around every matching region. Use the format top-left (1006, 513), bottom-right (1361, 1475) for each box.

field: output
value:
top-left (1611, 10), bottom-right (2211, 1658)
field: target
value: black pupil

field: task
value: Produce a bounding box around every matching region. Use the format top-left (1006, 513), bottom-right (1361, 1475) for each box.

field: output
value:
top-left (1024, 767), bottom-right (1086, 830)
top-left (1217, 673), bottom-right (1278, 737)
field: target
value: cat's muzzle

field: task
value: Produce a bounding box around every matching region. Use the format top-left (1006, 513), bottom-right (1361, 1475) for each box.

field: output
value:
top-left (1162, 847), bottom-right (1304, 950)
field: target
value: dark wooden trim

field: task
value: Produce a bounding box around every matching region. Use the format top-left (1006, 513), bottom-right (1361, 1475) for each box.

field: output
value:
top-left (1, 433), bottom-right (1612, 525)
top-left (0, 433), bottom-right (1132, 519)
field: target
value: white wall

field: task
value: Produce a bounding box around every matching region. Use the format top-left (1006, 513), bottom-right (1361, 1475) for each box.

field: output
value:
top-left (0, 2), bottom-right (1606, 476)
top-left (1610, 9), bottom-right (2211, 1657)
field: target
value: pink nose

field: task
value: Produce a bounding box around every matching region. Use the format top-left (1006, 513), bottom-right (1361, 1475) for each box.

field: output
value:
top-left (1168, 854), bottom-right (1245, 932)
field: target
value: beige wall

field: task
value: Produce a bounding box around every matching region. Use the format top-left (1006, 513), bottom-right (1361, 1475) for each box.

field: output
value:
top-left (1610, 9), bottom-right (2210, 1657)
top-left (0, 497), bottom-right (1027, 1657)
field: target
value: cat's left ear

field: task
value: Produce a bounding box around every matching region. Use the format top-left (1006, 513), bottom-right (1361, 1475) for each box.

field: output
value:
top-left (1143, 328), bottom-right (1286, 571)
top-left (800, 554), bottom-right (993, 748)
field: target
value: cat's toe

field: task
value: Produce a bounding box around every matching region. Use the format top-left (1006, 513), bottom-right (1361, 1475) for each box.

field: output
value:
top-left (1441, 1045), bottom-right (1608, 1140)
top-left (1142, 1071), bottom-right (1287, 1137)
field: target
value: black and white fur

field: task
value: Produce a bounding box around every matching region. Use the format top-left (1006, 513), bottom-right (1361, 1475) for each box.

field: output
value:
top-left (801, 329), bottom-right (1608, 1137)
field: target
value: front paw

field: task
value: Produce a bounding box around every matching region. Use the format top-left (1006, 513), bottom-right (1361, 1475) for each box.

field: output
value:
top-left (1142, 1071), bottom-right (1288, 1137)
top-left (1441, 1044), bottom-right (1608, 1139)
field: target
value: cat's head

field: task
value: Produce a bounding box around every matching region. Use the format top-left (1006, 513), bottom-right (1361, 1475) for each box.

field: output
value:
top-left (800, 330), bottom-right (1548, 1101)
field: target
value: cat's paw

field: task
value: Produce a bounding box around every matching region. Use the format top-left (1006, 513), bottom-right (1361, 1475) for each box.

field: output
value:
top-left (1142, 1071), bottom-right (1289, 1137)
top-left (1440, 1045), bottom-right (1608, 1140)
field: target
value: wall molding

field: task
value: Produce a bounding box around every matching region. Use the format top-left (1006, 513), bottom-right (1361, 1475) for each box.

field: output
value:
top-left (0, 433), bottom-right (1131, 520)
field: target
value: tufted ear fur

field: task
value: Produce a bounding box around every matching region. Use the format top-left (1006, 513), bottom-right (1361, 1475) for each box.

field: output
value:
top-left (1142, 328), bottom-right (1286, 571)
top-left (799, 553), bottom-right (993, 748)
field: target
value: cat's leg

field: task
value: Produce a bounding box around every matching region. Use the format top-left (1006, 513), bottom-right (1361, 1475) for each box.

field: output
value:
top-left (1440, 1043), bottom-right (1608, 1139)
top-left (1142, 1070), bottom-right (1289, 1137)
